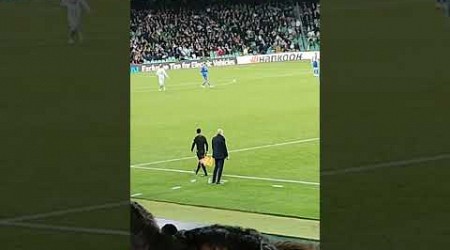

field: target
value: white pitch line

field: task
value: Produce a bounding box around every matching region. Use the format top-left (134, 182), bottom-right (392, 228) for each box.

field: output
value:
top-left (133, 166), bottom-right (192, 174)
top-left (230, 138), bottom-right (319, 153)
top-left (0, 201), bottom-right (129, 224)
top-left (218, 173), bottom-right (318, 186)
top-left (132, 71), bottom-right (312, 93)
top-left (133, 79), bottom-right (237, 93)
top-left (133, 79), bottom-right (228, 91)
top-left (321, 153), bottom-right (450, 176)
top-left (131, 193), bottom-right (143, 197)
top-left (0, 222), bottom-right (130, 236)
top-left (132, 156), bottom-right (195, 167)
top-left (132, 166), bottom-right (319, 186)
top-left (131, 137), bottom-right (319, 168)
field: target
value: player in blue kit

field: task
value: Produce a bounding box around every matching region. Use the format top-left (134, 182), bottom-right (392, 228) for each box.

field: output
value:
top-left (200, 63), bottom-right (213, 88)
top-left (312, 56), bottom-right (319, 77)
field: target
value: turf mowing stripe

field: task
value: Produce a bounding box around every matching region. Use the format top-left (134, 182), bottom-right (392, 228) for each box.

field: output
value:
top-left (131, 166), bottom-right (320, 186)
top-left (0, 222), bottom-right (130, 236)
top-left (322, 153), bottom-right (450, 176)
top-left (0, 201), bottom-right (129, 223)
top-left (131, 137), bottom-right (319, 167)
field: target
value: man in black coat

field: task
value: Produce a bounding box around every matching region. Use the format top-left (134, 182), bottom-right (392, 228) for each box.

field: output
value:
top-left (191, 128), bottom-right (208, 176)
top-left (211, 128), bottom-right (229, 184)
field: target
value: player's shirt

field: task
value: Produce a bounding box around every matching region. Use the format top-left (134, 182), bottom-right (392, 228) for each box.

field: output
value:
top-left (312, 60), bottom-right (318, 68)
top-left (191, 135), bottom-right (208, 153)
top-left (200, 65), bottom-right (208, 76)
top-left (156, 68), bottom-right (168, 80)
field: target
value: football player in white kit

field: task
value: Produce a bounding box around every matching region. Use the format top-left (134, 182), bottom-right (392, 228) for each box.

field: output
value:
top-left (61, 0), bottom-right (91, 44)
top-left (156, 65), bottom-right (169, 91)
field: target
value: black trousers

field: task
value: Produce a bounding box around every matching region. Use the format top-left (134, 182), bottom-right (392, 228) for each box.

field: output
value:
top-left (212, 158), bottom-right (225, 184)
top-left (195, 151), bottom-right (207, 176)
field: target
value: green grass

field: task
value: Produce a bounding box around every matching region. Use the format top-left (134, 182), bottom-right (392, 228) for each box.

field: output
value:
top-left (0, 204), bottom-right (129, 250)
top-left (134, 199), bottom-right (320, 240)
top-left (0, 1), bottom-right (130, 249)
top-left (1, 0), bottom-right (129, 218)
top-left (131, 61), bottom-right (320, 219)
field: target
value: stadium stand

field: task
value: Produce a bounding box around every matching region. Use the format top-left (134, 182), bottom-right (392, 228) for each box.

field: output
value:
top-left (131, 201), bottom-right (319, 250)
top-left (130, 0), bottom-right (320, 64)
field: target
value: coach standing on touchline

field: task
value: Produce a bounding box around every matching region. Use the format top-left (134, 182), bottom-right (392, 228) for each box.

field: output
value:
top-left (212, 129), bottom-right (229, 184)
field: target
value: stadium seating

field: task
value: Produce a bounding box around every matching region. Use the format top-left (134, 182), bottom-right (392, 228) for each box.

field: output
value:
top-left (130, 1), bottom-right (320, 64)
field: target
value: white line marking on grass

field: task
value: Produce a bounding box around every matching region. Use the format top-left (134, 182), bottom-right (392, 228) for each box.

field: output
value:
top-left (190, 179), bottom-right (197, 183)
top-left (131, 138), bottom-right (319, 168)
top-left (133, 167), bottom-right (192, 174)
top-left (132, 166), bottom-right (319, 186)
top-left (0, 201), bottom-right (129, 224)
top-left (171, 186), bottom-right (182, 190)
top-left (132, 71), bottom-right (311, 93)
top-left (131, 193), bottom-right (143, 197)
top-left (132, 156), bottom-right (196, 166)
top-left (0, 222), bottom-right (130, 236)
top-left (322, 154), bottom-right (450, 176)
top-left (272, 185), bottom-right (284, 188)
top-left (223, 174), bottom-right (318, 186)
top-left (133, 79), bottom-right (236, 93)
top-left (230, 138), bottom-right (319, 153)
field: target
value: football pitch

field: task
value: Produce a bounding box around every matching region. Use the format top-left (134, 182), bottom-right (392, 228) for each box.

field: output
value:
top-left (131, 61), bottom-right (320, 220)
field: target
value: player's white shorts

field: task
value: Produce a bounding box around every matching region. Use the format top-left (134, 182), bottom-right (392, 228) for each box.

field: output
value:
top-left (158, 78), bottom-right (165, 86)
top-left (67, 7), bottom-right (82, 30)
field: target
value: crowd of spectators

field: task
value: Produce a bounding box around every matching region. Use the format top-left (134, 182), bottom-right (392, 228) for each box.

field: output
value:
top-left (130, 1), bottom-right (320, 64)
top-left (131, 201), bottom-right (318, 250)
